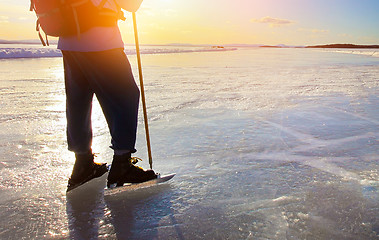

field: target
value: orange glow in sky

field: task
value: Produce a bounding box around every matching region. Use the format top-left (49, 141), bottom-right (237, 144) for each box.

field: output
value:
top-left (1, 0), bottom-right (378, 45)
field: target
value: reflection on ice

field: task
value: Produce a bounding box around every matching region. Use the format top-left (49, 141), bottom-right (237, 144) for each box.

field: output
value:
top-left (66, 176), bottom-right (106, 239)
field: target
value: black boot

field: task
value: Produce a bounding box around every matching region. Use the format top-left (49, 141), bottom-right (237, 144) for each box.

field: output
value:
top-left (107, 153), bottom-right (157, 188)
top-left (67, 153), bottom-right (108, 192)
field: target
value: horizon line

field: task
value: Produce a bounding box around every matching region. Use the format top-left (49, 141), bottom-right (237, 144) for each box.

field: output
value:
top-left (0, 39), bottom-right (378, 48)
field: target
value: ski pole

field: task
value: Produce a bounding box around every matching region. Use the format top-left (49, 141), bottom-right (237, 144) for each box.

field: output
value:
top-left (132, 12), bottom-right (153, 169)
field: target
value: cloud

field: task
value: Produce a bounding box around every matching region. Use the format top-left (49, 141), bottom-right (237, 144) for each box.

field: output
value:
top-left (298, 28), bottom-right (329, 33)
top-left (0, 16), bottom-right (9, 23)
top-left (250, 16), bottom-right (295, 27)
top-left (338, 33), bottom-right (352, 38)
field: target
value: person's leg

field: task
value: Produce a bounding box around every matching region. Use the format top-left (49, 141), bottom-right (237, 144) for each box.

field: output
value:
top-left (62, 51), bottom-right (94, 154)
top-left (62, 51), bottom-right (108, 191)
top-left (64, 49), bottom-right (156, 188)
top-left (71, 49), bottom-right (140, 153)
top-left (70, 49), bottom-right (156, 186)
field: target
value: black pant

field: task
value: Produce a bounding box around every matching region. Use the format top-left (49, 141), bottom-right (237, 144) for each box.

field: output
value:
top-left (62, 48), bottom-right (140, 153)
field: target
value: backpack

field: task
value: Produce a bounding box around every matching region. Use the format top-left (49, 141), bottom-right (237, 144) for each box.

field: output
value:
top-left (30, 0), bottom-right (125, 46)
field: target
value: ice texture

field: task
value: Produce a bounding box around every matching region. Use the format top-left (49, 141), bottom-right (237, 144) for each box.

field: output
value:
top-left (0, 47), bottom-right (378, 239)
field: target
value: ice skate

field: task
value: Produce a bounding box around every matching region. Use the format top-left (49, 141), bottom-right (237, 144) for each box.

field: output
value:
top-left (107, 153), bottom-right (157, 188)
top-left (67, 153), bottom-right (108, 192)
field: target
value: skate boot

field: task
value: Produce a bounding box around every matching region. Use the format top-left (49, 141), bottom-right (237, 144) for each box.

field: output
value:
top-left (107, 153), bottom-right (157, 188)
top-left (67, 153), bottom-right (108, 192)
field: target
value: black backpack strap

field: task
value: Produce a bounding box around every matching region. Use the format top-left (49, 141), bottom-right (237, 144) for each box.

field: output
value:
top-left (29, 0), bottom-right (34, 11)
top-left (71, 8), bottom-right (81, 40)
top-left (69, 0), bottom-right (89, 40)
top-left (36, 19), bottom-right (48, 46)
top-left (31, 0), bottom-right (49, 46)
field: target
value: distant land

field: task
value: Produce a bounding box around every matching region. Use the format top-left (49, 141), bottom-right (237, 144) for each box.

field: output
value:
top-left (260, 44), bottom-right (379, 49)
top-left (306, 44), bottom-right (379, 49)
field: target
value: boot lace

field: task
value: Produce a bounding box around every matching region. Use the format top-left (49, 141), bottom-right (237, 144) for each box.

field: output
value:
top-left (130, 157), bottom-right (143, 165)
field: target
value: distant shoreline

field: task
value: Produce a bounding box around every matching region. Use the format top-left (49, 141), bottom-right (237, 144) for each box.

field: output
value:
top-left (306, 44), bottom-right (379, 49)
top-left (260, 44), bottom-right (379, 49)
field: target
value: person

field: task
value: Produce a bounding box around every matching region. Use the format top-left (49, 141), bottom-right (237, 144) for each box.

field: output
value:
top-left (58, 0), bottom-right (157, 191)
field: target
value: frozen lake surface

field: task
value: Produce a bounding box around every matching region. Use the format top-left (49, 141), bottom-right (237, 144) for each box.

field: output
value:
top-left (0, 46), bottom-right (378, 239)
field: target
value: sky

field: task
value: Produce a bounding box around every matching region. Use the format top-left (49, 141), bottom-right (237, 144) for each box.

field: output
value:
top-left (0, 0), bottom-right (379, 45)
